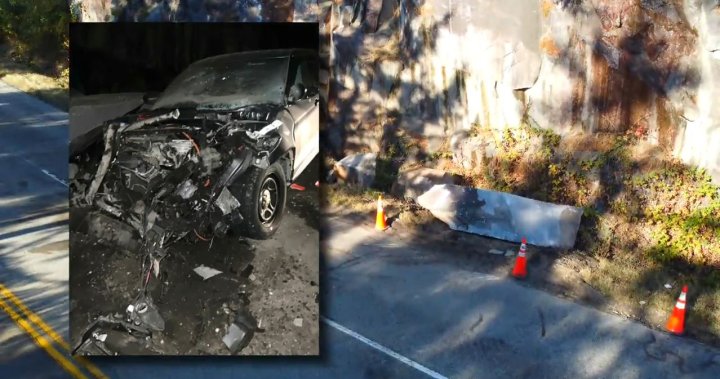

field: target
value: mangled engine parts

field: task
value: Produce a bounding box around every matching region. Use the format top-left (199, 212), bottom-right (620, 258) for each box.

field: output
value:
top-left (126, 294), bottom-right (165, 332)
top-left (71, 108), bottom-right (287, 247)
top-left (70, 108), bottom-right (287, 354)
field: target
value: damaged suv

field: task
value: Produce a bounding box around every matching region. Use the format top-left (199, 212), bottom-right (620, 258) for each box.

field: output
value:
top-left (70, 49), bottom-right (320, 246)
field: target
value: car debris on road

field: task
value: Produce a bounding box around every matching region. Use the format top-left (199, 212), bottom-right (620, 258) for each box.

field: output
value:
top-left (222, 307), bottom-right (262, 354)
top-left (69, 49), bottom-right (321, 355)
top-left (193, 265), bottom-right (223, 280)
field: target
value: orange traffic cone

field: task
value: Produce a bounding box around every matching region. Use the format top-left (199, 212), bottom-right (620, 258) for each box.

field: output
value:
top-left (666, 285), bottom-right (688, 335)
top-left (375, 195), bottom-right (388, 231)
top-left (511, 238), bottom-right (528, 279)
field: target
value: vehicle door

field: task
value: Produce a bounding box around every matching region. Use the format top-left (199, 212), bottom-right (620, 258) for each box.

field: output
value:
top-left (284, 54), bottom-right (320, 180)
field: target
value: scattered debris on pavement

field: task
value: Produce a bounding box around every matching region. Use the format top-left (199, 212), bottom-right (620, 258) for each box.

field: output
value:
top-left (69, 184), bottom-right (320, 355)
top-left (222, 307), bottom-right (261, 354)
top-left (193, 265), bottom-right (223, 280)
top-left (293, 318), bottom-right (303, 327)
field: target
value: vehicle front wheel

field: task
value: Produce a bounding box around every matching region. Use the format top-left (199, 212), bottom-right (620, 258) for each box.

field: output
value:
top-left (230, 162), bottom-right (287, 240)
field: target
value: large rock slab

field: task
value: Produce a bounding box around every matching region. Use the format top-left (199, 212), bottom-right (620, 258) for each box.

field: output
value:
top-left (417, 184), bottom-right (583, 249)
top-left (333, 153), bottom-right (376, 188)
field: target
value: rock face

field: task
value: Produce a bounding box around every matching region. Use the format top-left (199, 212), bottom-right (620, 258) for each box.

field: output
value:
top-left (451, 131), bottom-right (498, 171)
top-left (323, 0), bottom-right (543, 155)
top-left (673, 1), bottom-right (720, 183)
top-left (416, 184), bottom-right (584, 249)
top-left (391, 167), bottom-right (454, 200)
top-left (74, 0), bottom-right (720, 182)
top-left (319, 0), bottom-right (718, 181)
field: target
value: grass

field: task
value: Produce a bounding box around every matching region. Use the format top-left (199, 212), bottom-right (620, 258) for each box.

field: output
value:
top-left (322, 184), bottom-right (437, 226)
top-left (0, 46), bottom-right (68, 111)
top-left (322, 185), bottom-right (387, 213)
top-left (584, 254), bottom-right (720, 338)
top-left (322, 184), bottom-right (409, 214)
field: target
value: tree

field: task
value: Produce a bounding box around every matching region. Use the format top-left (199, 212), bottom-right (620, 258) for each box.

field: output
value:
top-left (0, 0), bottom-right (68, 72)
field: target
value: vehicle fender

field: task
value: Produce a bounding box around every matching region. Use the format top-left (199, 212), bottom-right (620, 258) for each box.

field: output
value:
top-left (268, 111), bottom-right (295, 180)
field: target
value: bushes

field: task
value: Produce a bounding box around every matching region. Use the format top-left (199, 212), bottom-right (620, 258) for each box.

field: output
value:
top-left (0, 0), bottom-right (68, 72)
top-left (447, 121), bottom-right (720, 265)
top-left (623, 165), bottom-right (720, 265)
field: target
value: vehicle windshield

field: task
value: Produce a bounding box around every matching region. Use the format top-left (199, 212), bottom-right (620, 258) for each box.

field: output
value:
top-left (151, 53), bottom-right (290, 111)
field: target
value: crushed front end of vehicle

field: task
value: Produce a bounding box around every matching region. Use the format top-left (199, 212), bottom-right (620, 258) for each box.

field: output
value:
top-left (71, 105), bottom-right (292, 244)
top-left (69, 104), bottom-right (292, 354)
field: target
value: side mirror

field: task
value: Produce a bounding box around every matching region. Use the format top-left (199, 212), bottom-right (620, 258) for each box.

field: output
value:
top-left (287, 83), bottom-right (306, 103)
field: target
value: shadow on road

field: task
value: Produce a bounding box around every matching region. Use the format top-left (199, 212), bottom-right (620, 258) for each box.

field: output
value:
top-left (317, 214), bottom-right (720, 378)
top-left (0, 86), bottom-right (69, 365)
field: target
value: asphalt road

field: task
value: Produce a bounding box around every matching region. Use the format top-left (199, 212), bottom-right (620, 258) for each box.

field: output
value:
top-left (2, 81), bottom-right (720, 378)
top-left (69, 167), bottom-right (320, 355)
top-left (0, 81), bottom-right (80, 378)
top-left (84, 216), bottom-right (720, 378)
top-left (319, 218), bottom-right (720, 378)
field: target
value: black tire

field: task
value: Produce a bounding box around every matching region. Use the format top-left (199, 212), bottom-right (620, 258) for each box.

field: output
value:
top-left (230, 162), bottom-right (287, 239)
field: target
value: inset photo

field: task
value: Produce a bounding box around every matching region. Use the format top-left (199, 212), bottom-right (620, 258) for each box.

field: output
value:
top-left (68, 22), bottom-right (320, 355)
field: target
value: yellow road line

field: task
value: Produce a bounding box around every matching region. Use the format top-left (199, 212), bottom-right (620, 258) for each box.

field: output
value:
top-left (0, 284), bottom-right (108, 379)
top-left (0, 296), bottom-right (89, 379)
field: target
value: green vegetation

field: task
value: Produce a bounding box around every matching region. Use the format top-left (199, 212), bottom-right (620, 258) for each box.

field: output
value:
top-left (444, 120), bottom-right (720, 340)
top-left (0, 0), bottom-right (68, 73)
top-left (624, 165), bottom-right (720, 265)
top-left (459, 121), bottom-right (720, 266)
top-left (375, 125), bottom-right (416, 192)
top-left (0, 0), bottom-right (68, 109)
top-left (426, 149), bottom-right (453, 162)
top-left (321, 184), bottom-right (388, 213)
top-left (326, 115), bottom-right (720, 340)
top-left (70, 1), bottom-right (82, 22)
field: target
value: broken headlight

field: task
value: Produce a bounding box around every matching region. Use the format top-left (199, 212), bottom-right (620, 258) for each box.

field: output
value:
top-left (260, 135), bottom-right (281, 149)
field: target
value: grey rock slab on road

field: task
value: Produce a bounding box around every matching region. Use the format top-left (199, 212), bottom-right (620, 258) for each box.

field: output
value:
top-left (333, 153), bottom-right (376, 188)
top-left (417, 184), bottom-right (583, 248)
